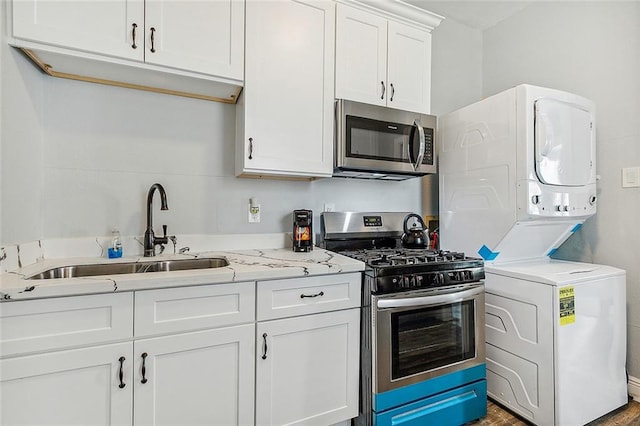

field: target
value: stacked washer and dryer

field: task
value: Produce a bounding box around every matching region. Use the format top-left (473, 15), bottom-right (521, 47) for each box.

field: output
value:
top-left (438, 84), bottom-right (627, 425)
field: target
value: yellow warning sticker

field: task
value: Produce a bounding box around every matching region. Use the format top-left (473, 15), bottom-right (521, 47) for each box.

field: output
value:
top-left (559, 286), bottom-right (575, 325)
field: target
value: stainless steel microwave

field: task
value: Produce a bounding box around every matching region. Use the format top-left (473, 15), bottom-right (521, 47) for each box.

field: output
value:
top-left (334, 99), bottom-right (437, 180)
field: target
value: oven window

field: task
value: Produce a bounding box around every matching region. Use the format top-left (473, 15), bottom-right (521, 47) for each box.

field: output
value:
top-left (391, 300), bottom-right (475, 379)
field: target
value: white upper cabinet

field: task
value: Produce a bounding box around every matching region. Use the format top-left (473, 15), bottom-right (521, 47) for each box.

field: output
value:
top-left (144, 0), bottom-right (244, 79)
top-left (9, 0), bottom-right (244, 102)
top-left (386, 21), bottom-right (432, 113)
top-left (335, 5), bottom-right (387, 107)
top-left (236, 0), bottom-right (335, 179)
top-left (335, 2), bottom-right (442, 114)
top-left (11, 0), bottom-right (145, 61)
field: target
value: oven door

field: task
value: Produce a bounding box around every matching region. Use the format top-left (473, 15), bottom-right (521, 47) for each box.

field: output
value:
top-left (372, 283), bottom-right (485, 394)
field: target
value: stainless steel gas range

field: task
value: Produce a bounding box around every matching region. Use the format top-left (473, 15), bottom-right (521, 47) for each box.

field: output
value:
top-left (321, 212), bottom-right (487, 426)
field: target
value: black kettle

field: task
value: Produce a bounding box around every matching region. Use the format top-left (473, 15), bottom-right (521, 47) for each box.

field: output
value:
top-left (401, 214), bottom-right (430, 249)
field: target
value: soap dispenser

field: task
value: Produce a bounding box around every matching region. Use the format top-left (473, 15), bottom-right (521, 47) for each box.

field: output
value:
top-left (108, 229), bottom-right (123, 259)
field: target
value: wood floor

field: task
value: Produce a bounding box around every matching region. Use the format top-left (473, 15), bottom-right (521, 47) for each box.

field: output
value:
top-left (467, 399), bottom-right (640, 425)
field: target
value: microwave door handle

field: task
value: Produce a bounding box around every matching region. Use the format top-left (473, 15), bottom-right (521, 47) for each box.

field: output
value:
top-left (377, 285), bottom-right (483, 309)
top-left (411, 119), bottom-right (426, 171)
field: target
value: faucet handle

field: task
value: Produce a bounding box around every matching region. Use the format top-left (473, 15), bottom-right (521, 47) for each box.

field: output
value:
top-left (169, 235), bottom-right (177, 254)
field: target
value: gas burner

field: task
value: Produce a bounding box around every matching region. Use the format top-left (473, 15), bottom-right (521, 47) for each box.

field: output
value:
top-left (345, 248), bottom-right (469, 268)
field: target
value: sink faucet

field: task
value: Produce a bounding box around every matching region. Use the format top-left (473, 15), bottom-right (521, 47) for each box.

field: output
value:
top-left (144, 183), bottom-right (169, 257)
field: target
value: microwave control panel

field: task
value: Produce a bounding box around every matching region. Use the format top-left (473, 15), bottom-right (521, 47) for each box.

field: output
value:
top-left (423, 128), bottom-right (434, 165)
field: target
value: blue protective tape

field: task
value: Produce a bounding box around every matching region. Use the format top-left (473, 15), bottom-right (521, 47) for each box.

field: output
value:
top-left (373, 368), bottom-right (487, 426)
top-left (571, 223), bottom-right (583, 233)
top-left (374, 364), bottom-right (486, 412)
top-left (478, 245), bottom-right (499, 261)
top-left (548, 248), bottom-right (558, 257)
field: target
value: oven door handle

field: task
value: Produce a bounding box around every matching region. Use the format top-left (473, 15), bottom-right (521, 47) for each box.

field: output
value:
top-left (377, 285), bottom-right (483, 309)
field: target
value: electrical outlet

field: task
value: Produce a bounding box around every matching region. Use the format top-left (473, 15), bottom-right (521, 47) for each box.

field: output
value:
top-left (324, 203), bottom-right (335, 212)
top-left (248, 203), bottom-right (261, 223)
top-left (622, 167), bottom-right (640, 188)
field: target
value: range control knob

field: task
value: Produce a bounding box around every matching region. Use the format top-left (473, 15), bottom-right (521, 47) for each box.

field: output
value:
top-left (432, 273), bottom-right (445, 285)
top-left (415, 274), bottom-right (424, 288)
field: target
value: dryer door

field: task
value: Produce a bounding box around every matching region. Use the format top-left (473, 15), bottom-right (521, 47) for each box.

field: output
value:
top-left (534, 99), bottom-right (594, 186)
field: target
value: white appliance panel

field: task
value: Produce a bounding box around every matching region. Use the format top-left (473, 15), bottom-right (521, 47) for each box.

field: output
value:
top-left (484, 260), bottom-right (626, 426)
top-left (485, 272), bottom-right (554, 425)
top-left (439, 84), bottom-right (597, 261)
top-left (556, 273), bottom-right (627, 426)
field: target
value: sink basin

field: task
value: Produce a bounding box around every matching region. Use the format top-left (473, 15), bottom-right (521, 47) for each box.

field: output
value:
top-left (27, 257), bottom-right (229, 280)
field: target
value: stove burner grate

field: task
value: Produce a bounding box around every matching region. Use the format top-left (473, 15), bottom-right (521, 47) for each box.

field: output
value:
top-left (340, 249), bottom-right (468, 268)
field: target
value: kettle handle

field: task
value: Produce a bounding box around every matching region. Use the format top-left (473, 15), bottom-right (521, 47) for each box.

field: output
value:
top-left (403, 213), bottom-right (427, 234)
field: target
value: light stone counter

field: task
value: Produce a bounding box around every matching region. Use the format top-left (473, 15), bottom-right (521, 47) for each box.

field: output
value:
top-left (0, 234), bottom-right (364, 301)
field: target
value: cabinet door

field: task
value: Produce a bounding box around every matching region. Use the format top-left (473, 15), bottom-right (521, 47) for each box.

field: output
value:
top-left (256, 309), bottom-right (360, 426)
top-left (144, 0), bottom-right (244, 80)
top-left (387, 21), bottom-right (432, 114)
top-left (134, 324), bottom-right (255, 426)
top-left (242, 0), bottom-right (335, 178)
top-left (0, 342), bottom-right (133, 426)
top-left (12, 0), bottom-right (144, 61)
top-left (335, 3), bottom-right (387, 106)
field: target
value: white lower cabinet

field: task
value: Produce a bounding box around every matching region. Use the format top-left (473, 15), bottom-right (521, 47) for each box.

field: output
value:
top-left (0, 273), bottom-right (361, 426)
top-left (255, 273), bottom-right (361, 426)
top-left (134, 324), bottom-right (255, 426)
top-left (0, 342), bottom-right (134, 426)
top-left (256, 309), bottom-right (360, 426)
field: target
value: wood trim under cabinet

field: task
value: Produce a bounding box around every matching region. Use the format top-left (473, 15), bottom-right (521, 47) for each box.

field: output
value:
top-left (21, 48), bottom-right (243, 104)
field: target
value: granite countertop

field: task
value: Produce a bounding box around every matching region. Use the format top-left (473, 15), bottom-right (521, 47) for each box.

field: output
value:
top-left (0, 247), bottom-right (365, 301)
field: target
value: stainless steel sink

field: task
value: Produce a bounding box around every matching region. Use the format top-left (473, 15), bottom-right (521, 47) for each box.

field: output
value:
top-left (27, 257), bottom-right (229, 280)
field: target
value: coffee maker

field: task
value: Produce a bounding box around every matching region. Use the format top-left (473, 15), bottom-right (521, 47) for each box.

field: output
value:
top-left (293, 209), bottom-right (313, 252)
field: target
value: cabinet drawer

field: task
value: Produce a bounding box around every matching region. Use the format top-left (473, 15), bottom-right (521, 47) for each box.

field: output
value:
top-left (257, 273), bottom-right (361, 321)
top-left (0, 292), bottom-right (133, 357)
top-left (135, 281), bottom-right (255, 337)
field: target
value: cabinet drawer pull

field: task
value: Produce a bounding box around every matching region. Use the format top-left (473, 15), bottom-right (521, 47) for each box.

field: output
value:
top-left (141, 352), bottom-right (148, 384)
top-left (261, 333), bottom-right (268, 360)
top-left (381, 81), bottom-right (386, 100)
top-left (150, 27), bottom-right (156, 53)
top-left (131, 23), bottom-right (138, 49)
top-left (248, 137), bottom-right (254, 160)
top-left (390, 83), bottom-right (395, 102)
top-left (300, 291), bottom-right (324, 299)
top-left (118, 356), bottom-right (126, 389)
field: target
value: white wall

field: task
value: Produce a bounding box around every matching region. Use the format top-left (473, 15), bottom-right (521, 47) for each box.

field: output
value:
top-left (1, 2), bottom-right (431, 247)
top-left (423, 17), bottom-right (483, 217)
top-left (483, 1), bottom-right (640, 377)
top-left (1, 0), bottom-right (45, 246)
top-left (3, 71), bottom-right (424, 244)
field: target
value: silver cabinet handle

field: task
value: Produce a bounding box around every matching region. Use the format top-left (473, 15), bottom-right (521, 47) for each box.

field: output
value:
top-left (131, 23), bottom-right (138, 49)
top-left (409, 119), bottom-right (426, 171)
top-left (150, 27), bottom-right (156, 53)
top-left (381, 81), bottom-right (385, 100)
top-left (248, 137), bottom-right (253, 160)
top-left (390, 83), bottom-right (395, 101)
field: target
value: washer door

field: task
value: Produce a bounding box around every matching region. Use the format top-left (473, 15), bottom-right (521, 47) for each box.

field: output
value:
top-left (534, 98), bottom-right (594, 186)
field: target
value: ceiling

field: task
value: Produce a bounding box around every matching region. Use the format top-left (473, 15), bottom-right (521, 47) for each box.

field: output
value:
top-left (405, 1), bottom-right (534, 30)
